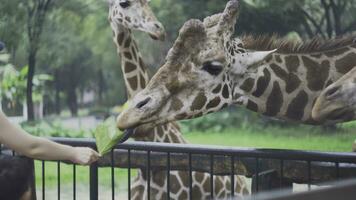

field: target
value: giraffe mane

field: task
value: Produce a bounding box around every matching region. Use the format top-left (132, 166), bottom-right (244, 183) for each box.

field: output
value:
top-left (242, 34), bottom-right (356, 54)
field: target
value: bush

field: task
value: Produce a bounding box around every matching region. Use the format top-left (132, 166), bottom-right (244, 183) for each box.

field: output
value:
top-left (21, 120), bottom-right (90, 138)
top-left (180, 107), bottom-right (257, 132)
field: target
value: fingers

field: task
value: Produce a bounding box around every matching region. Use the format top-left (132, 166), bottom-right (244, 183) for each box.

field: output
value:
top-left (73, 147), bottom-right (101, 165)
top-left (88, 149), bottom-right (100, 165)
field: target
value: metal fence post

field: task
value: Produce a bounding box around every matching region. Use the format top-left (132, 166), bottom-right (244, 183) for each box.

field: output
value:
top-left (30, 159), bottom-right (37, 200)
top-left (90, 162), bottom-right (99, 200)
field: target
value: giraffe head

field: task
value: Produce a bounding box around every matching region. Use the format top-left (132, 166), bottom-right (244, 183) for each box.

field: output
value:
top-left (117, 0), bottom-right (273, 130)
top-left (108, 0), bottom-right (165, 40)
top-left (312, 67), bottom-right (356, 123)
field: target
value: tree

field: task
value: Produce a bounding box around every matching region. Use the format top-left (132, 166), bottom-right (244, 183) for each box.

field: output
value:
top-left (296, 0), bottom-right (356, 38)
top-left (24, 0), bottom-right (54, 120)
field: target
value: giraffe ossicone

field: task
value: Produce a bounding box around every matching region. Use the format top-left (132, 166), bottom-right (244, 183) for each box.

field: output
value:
top-left (312, 67), bottom-right (356, 123)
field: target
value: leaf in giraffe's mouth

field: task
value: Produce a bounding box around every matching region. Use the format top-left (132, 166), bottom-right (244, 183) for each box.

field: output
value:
top-left (94, 117), bottom-right (135, 155)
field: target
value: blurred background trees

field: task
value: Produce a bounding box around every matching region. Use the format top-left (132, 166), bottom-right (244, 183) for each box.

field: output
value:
top-left (0, 0), bottom-right (355, 121)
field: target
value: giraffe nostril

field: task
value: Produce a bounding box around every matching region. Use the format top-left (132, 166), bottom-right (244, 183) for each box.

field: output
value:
top-left (135, 97), bottom-right (152, 109)
top-left (154, 23), bottom-right (160, 29)
top-left (325, 86), bottom-right (341, 100)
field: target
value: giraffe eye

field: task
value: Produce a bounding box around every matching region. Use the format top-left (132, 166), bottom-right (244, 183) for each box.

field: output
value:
top-left (202, 61), bottom-right (223, 76)
top-left (119, 1), bottom-right (131, 8)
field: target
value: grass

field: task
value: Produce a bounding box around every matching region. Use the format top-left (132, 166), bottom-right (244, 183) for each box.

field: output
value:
top-left (35, 123), bottom-right (356, 191)
top-left (35, 161), bottom-right (137, 190)
top-left (183, 125), bottom-right (356, 152)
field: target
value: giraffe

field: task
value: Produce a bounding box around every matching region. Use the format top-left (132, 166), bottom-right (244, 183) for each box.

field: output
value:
top-left (312, 67), bottom-right (356, 152)
top-left (108, 0), bottom-right (249, 199)
top-left (116, 0), bottom-right (356, 132)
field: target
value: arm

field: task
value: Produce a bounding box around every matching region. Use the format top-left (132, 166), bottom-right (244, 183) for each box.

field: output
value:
top-left (0, 111), bottom-right (100, 165)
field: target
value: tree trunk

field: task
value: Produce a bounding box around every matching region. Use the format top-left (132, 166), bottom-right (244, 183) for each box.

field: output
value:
top-left (98, 68), bottom-right (105, 104)
top-left (67, 88), bottom-right (78, 117)
top-left (26, 51), bottom-right (36, 121)
top-left (54, 69), bottom-right (61, 114)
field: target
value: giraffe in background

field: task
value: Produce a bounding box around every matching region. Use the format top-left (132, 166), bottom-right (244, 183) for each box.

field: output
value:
top-left (108, 0), bottom-right (249, 199)
top-left (312, 67), bottom-right (356, 152)
top-left (117, 0), bottom-right (356, 132)
top-left (312, 67), bottom-right (356, 122)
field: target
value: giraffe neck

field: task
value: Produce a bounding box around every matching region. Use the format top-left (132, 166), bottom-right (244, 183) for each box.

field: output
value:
top-left (111, 22), bottom-right (150, 99)
top-left (233, 44), bottom-right (356, 124)
top-left (110, 21), bottom-right (186, 143)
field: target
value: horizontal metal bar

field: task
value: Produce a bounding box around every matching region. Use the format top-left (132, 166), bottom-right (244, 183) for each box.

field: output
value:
top-left (251, 179), bottom-right (356, 200)
top-left (50, 138), bottom-right (356, 164)
top-left (95, 150), bottom-right (356, 184)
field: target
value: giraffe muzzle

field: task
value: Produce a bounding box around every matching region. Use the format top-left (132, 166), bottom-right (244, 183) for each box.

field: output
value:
top-left (149, 31), bottom-right (166, 41)
top-left (118, 128), bottom-right (135, 143)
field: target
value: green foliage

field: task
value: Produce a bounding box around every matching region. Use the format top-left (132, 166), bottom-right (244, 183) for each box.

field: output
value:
top-left (0, 64), bottom-right (52, 104)
top-left (21, 120), bottom-right (89, 138)
top-left (1, 0), bottom-right (356, 114)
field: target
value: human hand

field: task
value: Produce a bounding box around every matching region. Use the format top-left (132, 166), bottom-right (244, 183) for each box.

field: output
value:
top-left (71, 147), bottom-right (101, 165)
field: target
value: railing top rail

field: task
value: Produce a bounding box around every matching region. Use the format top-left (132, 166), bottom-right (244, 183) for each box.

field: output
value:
top-left (51, 137), bottom-right (356, 164)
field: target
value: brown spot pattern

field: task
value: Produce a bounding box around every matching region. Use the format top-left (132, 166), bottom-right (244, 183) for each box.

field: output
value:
top-left (124, 52), bottom-right (132, 60)
top-left (212, 84), bottom-right (222, 94)
top-left (191, 92), bottom-right (207, 111)
top-left (252, 68), bottom-right (271, 97)
top-left (286, 90), bottom-right (308, 120)
top-left (285, 56), bottom-right (300, 72)
top-left (270, 64), bottom-right (301, 93)
top-left (152, 172), bottom-right (165, 187)
top-left (192, 185), bottom-right (203, 199)
top-left (140, 74), bottom-right (146, 88)
top-left (170, 97), bottom-right (184, 111)
top-left (275, 55), bottom-right (282, 63)
top-left (127, 76), bottom-right (138, 90)
top-left (117, 32), bottom-right (125, 46)
top-left (222, 84), bottom-right (230, 99)
top-left (302, 56), bottom-right (330, 91)
top-left (170, 175), bottom-right (180, 193)
top-left (240, 78), bottom-right (255, 92)
top-left (206, 97), bottom-right (221, 110)
top-left (124, 37), bottom-right (131, 48)
top-left (335, 52), bottom-right (356, 74)
top-left (265, 81), bottom-right (283, 116)
top-left (124, 62), bottom-right (136, 73)
top-left (246, 100), bottom-right (258, 112)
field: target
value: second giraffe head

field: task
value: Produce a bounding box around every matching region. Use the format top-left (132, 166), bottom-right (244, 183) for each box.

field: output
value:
top-left (108, 0), bottom-right (165, 40)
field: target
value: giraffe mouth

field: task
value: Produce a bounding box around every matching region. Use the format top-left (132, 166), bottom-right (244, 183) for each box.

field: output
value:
top-left (149, 33), bottom-right (165, 41)
top-left (118, 128), bottom-right (136, 143)
top-left (326, 107), bottom-right (354, 122)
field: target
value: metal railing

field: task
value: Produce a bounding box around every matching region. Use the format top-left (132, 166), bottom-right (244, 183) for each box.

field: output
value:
top-left (2, 137), bottom-right (356, 200)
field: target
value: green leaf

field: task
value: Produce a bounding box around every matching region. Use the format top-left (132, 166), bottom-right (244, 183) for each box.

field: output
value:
top-left (94, 117), bottom-right (125, 155)
top-left (20, 65), bottom-right (29, 77)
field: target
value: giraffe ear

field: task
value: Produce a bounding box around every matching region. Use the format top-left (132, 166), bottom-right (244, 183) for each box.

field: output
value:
top-left (217, 0), bottom-right (240, 40)
top-left (243, 49), bottom-right (277, 69)
top-left (166, 19), bottom-right (206, 64)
